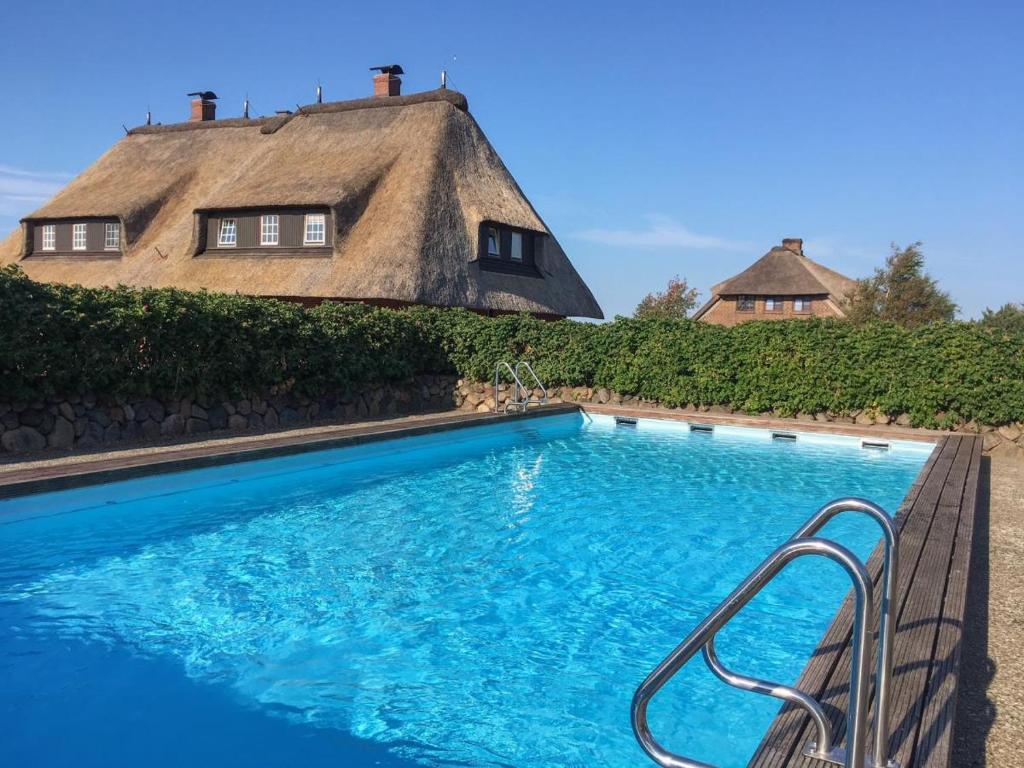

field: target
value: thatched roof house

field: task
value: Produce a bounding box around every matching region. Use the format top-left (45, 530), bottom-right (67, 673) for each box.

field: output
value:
top-left (692, 238), bottom-right (855, 325)
top-left (0, 77), bottom-right (602, 319)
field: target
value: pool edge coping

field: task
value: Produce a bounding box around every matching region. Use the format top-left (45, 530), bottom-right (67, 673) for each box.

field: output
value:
top-left (0, 404), bottom-right (579, 500)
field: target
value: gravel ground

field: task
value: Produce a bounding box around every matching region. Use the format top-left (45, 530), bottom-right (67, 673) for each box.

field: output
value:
top-left (955, 457), bottom-right (1024, 767)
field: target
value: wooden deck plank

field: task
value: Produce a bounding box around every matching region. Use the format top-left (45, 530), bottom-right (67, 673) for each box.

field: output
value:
top-left (911, 437), bottom-right (982, 767)
top-left (748, 434), bottom-right (980, 768)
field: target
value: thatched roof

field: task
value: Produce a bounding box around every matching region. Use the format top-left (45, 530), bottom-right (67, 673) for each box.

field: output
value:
top-left (0, 89), bottom-right (603, 319)
top-left (692, 240), bottom-right (856, 320)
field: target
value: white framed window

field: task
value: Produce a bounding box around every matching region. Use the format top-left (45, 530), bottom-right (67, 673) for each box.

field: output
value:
top-left (260, 214), bottom-right (280, 246)
top-left (794, 297), bottom-right (812, 312)
top-left (41, 224), bottom-right (56, 251)
top-left (304, 213), bottom-right (325, 245)
top-left (218, 218), bottom-right (237, 247)
top-left (510, 231), bottom-right (523, 262)
top-left (765, 297), bottom-right (783, 312)
top-left (486, 226), bottom-right (500, 257)
top-left (104, 222), bottom-right (120, 250)
top-left (72, 223), bottom-right (88, 251)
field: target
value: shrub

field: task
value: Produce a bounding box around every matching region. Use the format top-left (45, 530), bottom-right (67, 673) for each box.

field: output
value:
top-left (2, 265), bottom-right (1022, 427)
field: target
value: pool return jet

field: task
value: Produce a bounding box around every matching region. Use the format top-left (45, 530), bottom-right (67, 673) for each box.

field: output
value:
top-left (632, 498), bottom-right (900, 768)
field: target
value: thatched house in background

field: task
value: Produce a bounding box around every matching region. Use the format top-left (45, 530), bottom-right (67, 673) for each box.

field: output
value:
top-left (0, 69), bottom-right (602, 319)
top-left (692, 238), bottom-right (855, 325)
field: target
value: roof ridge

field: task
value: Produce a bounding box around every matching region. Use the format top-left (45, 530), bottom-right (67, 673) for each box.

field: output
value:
top-left (129, 89), bottom-right (467, 135)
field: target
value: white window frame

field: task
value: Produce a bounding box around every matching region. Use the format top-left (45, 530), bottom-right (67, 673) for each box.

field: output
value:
top-left (794, 297), bottom-right (811, 312)
top-left (260, 214), bottom-right (280, 246)
top-left (486, 226), bottom-right (500, 257)
top-left (41, 224), bottom-right (56, 251)
top-left (303, 213), bottom-right (326, 245)
top-left (510, 231), bottom-right (523, 262)
top-left (104, 222), bottom-right (120, 250)
top-left (72, 223), bottom-right (88, 251)
top-left (218, 218), bottom-right (237, 247)
top-left (765, 297), bottom-right (783, 312)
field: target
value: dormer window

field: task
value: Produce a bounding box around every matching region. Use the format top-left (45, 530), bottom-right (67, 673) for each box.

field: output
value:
top-left (31, 218), bottom-right (121, 256)
top-left (202, 209), bottom-right (332, 254)
top-left (72, 223), bottom-right (87, 251)
top-left (478, 222), bottom-right (541, 276)
top-left (218, 218), bottom-right (237, 247)
top-left (304, 213), bottom-right (325, 245)
top-left (260, 215), bottom-right (280, 246)
top-left (104, 222), bottom-right (121, 250)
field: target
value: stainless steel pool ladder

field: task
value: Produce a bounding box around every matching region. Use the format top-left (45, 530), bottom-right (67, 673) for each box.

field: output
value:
top-left (632, 498), bottom-right (900, 768)
top-left (494, 361), bottom-right (548, 413)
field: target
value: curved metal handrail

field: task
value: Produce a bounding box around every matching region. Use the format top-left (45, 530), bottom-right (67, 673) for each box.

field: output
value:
top-left (631, 537), bottom-right (874, 768)
top-left (495, 361), bottom-right (548, 413)
top-left (701, 637), bottom-right (834, 761)
top-left (791, 498), bottom-right (898, 768)
top-left (515, 361), bottom-right (548, 405)
top-left (494, 362), bottom-right (525, 413)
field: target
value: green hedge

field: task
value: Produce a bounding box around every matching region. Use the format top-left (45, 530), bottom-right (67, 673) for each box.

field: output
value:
top-left (3, 265), bottom-right (1023, 428)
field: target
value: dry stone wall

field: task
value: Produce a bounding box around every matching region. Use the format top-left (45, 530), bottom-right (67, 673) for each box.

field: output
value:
top-left (0, 375), bottom-right (458, 455)
top-left (3, 375), bottom-right (1020, 460)
top-left (453, 381), bottom-right (1024, 459)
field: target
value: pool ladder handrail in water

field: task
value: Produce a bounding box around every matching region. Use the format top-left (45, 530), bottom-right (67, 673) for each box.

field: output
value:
top-left (494, 361), bottom-right (548, 413)
top-left (631, 498), bottom-right (900, 768)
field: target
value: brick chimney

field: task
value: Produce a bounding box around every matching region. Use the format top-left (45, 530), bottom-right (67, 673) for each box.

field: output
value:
top-left (370, 65), bottom-right (403, 97)
top-left (187, 91), bottom-right (218, 122)
top-left (782, 238), bottom-right (804, 256)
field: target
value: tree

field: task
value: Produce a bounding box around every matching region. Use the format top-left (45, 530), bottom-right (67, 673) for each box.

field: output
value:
top-left (978, 302), bottom-right (1024, 334)
top-left (634, 276), bottom-right (700, 320)
top-left (846, 242), bottom-right (957, 327)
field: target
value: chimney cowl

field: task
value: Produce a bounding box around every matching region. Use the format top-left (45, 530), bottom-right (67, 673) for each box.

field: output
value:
top-left (187, 90), bottom-right (218, 122)
top-left (781, 237), bottom-right (804, 256)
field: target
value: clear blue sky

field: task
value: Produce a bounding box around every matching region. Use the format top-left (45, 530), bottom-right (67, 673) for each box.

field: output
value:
top-left (2, 0), bottom-right (1020, 319)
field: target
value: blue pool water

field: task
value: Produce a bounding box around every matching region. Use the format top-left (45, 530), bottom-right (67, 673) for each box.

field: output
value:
top-left (0, 413), bottom-right (931, 768)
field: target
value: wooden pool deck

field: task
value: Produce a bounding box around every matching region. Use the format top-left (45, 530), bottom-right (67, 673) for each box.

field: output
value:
top-left (749, 434), bottom-right (983, 768)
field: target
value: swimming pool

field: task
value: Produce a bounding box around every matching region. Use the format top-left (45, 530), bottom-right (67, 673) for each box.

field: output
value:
top-left (0, 412), bottom-right (932, 768)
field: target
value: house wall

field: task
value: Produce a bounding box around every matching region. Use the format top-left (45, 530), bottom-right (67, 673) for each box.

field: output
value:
top-left (699, 295), bottom-right (838, 326)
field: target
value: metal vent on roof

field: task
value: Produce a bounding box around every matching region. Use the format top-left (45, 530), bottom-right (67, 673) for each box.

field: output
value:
top-left (615, 416), bottom-right (638, 427)
top-left (689, 424), bottom-right (714, 434)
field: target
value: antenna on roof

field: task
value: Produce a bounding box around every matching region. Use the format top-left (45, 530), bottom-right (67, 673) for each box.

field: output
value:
top-left (145, 108), bottom-right (152, 126)
top-left (243, 95), bottom-right (250, 119)
top-left (441, 54), bottom-right (457, 90)
top-left (122, 124), bottom-right (129, 135)
top-left (316, 80), bottom-right (323, 104)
